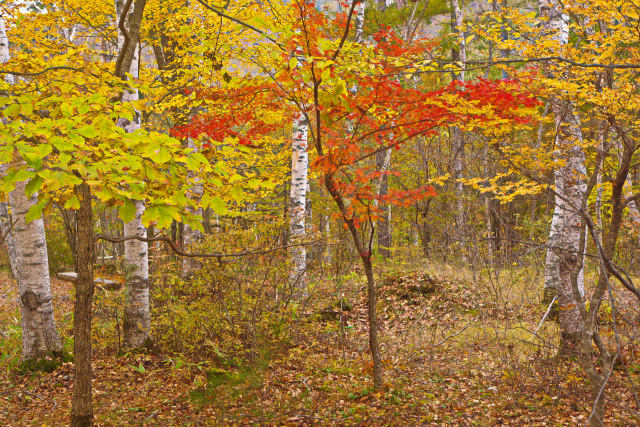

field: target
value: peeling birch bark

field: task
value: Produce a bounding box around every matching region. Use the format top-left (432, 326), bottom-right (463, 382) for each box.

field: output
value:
top-left (540, 0), bottom-right (587, 350)
top-left (0, 15), bottom-right (62, 360)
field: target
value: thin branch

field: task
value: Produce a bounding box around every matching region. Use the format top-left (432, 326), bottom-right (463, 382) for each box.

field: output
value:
top-left (0, 66), bottom-right (83, 76)
top-left (331, 0), bottom-right (359, 61)
top-left (94, 233), bottom-right (327, 260)
top-left (193, 0), bottom-right (283, 48)
top-left (533, 295), bottom-right (557, 336)
top-left (114, 0), bottom-right (134, 79)
top-left (434, 319), bottom-right (473, 347)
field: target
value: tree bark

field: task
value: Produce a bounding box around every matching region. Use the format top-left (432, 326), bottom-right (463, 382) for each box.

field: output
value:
top-left (182, 138), bottom-right (203, 277)
top-left (450, 0), bottom-right (468, 262)
top-left (115, 0), bottom-right (151, 348)
top-left (122, 201), bottom-right (150, 348)
top-left (376, 150), bottom-right (392, 260)
top-left (0, 15), bottom-right (62, 360)
top-left (540, 1), bottom-right (587, 348)
top-left (0, 167), bottom-right (18, 280)
top-left (10, 180), bottom-right (63, 359)
top-left (289, 112), bottom-right (309, 296)
top-left (70, 183), bottom-right (95, 427)
top-left (354, 0), bottom-right (366, 43)
top-left (325, 176), bottom-right (382, 388)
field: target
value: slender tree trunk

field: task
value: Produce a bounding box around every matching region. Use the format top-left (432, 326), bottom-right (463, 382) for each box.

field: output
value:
top-left (323, 215), bottom-right (332, 264)
top-left (354, 0), bottom-right (366, 43)
top-left (376, 150), bottom-right (392, 260)
top-left (362, 253), bottom-right (382, 386)
top-left (316, 0), bottom-right (382, 389)
top-left (595, 121), bottom-right (607, 242)
top-left (115, 0), bottom-right (150, 348)
top-left (289, 112), bottom-right (309, 296)
top-left (182, 138), bottom-right (203, 276)
top-left (0, 15), bottom-right (62, 360)
top-left (450, 0), bottom-right (467, 263)
top-left (0, 167), bottom-right (18, 279)
top-left (70, 183), bottom-right (95, 427)
top-left (324, 176), bottom-right (382, 388)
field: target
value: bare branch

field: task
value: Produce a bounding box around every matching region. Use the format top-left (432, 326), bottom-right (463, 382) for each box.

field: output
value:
top-left (94, 233), bottom-right (328, 260)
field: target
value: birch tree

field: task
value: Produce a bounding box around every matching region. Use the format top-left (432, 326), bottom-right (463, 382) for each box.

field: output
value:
top-left (539, 0), bottom-right (587, 352)
top-left (450, 0), bottom-right (467, 262)
top-left (289, 110), bottom-right (309, 295)
top-left (115, 0), bottom-right (151, 349)
top-left (0, 14), bottom-right (62, 361)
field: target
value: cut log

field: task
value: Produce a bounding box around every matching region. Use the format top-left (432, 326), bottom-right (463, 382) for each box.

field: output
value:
top-left (57, 272), bottom-right (79, 282)
top-left (57, 272), bottom-right (121, 290)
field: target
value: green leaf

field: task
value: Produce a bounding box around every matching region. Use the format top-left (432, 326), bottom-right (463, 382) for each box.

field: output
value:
top-left (37, 144), bottom-right (53, 158)
top-left (155, 147), bottom-right (172, 164)
top-left (63, 195), bottom-right (80, 210)
top-left (209, 196), bottom-right (228, 215)
top-left (77, 125), bottom-right (97, 139)
top-left (51, 135), bottom-right (74, 152)
top-left (25, 176), bottom-right (43, 197)
top-left (25, 201), bottom-right (45, 223)
top-left (68, 134), bottom-right (85, 149)
top-left (119, 199), bottom-right (137, 223)
top-left (10, 169), bottom-right (35, 184)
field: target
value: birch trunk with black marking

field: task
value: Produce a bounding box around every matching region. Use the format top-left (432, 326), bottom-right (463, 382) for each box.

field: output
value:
top-left (540, 0), bottom-right (587, 353)
top-left (115, 0), bottom-right (150, 349)
top-left (289, 112), bottom-right (309, 296)
top-left (354, 0), bottom-right (366, 43)
top-left (0, 15), bottom-right (61, 361)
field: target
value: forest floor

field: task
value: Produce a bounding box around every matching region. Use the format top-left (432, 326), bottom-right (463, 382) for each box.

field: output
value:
top-left (1, 263), bottom-right (639, 425)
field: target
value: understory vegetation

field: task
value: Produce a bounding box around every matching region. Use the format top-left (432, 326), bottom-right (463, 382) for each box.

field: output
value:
top-left (1, 233), bottom-right (639, 424)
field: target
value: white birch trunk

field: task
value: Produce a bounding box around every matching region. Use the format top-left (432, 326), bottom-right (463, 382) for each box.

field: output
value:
top-left (354, 1), bottom-right (366, 43)
top-left (115, 0), bottom-right (150, 348)
top-left (289, 112), bottom-right (309, 295)
top-left (10, 180), bottom-right (63, 359)
top-left (122, 200), bottom-right (149, 348)
top-left (0, 15), bottom-right (61, 359)
top-left (0, 18), bottom-right (18, 280)
top-left (540, 0), bottom-right (587, 343)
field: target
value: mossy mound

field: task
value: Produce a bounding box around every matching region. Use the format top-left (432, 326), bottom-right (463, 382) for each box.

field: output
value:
top-left (18, 350), bottom-right (73, 374)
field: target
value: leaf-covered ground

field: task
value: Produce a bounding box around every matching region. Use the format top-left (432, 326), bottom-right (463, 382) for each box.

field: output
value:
top-left (1, 265), bottom-right (639, 425)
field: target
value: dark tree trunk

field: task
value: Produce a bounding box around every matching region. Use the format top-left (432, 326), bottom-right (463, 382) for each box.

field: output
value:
top-left (324, 175), bottom-right (383, 388)
top-left (362, 254), bottom-right (382, 387)
top-left (71, 183), bottom-right (95, 427)
top-left (59, 206), bottom-right (78, 272)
